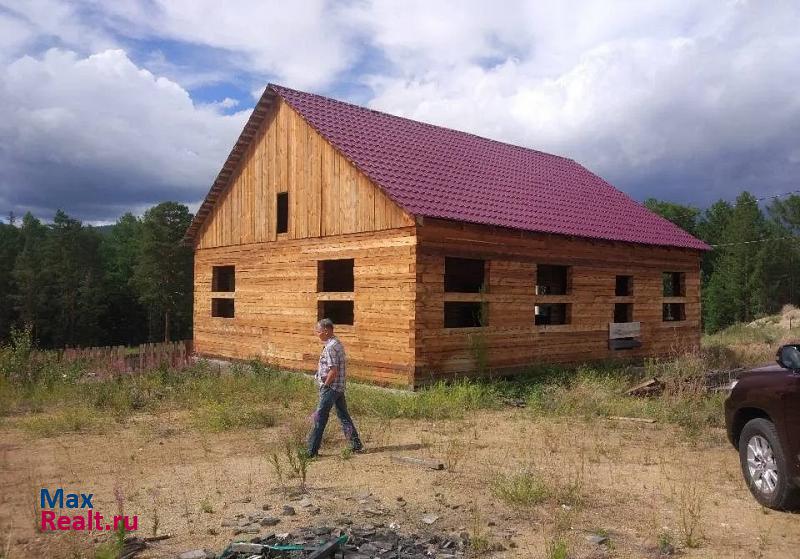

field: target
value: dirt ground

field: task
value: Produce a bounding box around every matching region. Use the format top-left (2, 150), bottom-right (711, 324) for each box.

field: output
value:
top-left (1, 408), bottom-right (798, 559)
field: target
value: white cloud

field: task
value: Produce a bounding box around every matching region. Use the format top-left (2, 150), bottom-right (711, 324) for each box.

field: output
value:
top-left (95, 0), bottom-right (357, 89)
top-left (0, 48), bottom-right (248, 219)
top-left (1, 0), bottom-right (799, 220)
top-left (0, 0), bottom-right (118, 55)
top-left (358, 0), bottom-right (800, 205)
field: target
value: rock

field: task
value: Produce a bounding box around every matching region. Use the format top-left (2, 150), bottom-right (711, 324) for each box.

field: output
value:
top-left (309, 507), bottom-right (321, 515)
top-left (260, 517), bottom-right (280, 526)
top-left (362, 508), bottom-right (386, 516)
top-left (298, 497), bottom-right (313, 508)
top-left (421, 514), bottom-right (439, 525)
top-left (177, 550), bottom-right (211, 559)
top-left (234, 525), bottom-right (260, 535)
top-left (281, 505), bottom-right (296, 516)
top-left (587, 534), bottom-right (609, 545)
top-left (220, 519), bottom-right (236, 527)
top-left (262, 503), bottom-right (271, 511)
top-left (230, 542), bottom-right (264, 554)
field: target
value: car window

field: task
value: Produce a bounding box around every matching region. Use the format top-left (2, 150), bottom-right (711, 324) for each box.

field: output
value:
top-left (780, 346), bottom-right (800, 369)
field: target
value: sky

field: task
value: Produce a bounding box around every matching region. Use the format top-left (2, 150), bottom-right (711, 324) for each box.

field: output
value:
top-left (0, 0), bottom-right (798, 224)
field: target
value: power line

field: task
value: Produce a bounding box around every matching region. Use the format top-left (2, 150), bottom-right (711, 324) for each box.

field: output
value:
top-left (710, 235), bottom-right (798, 248)
top-left (755, 190), bottom-right (800, 202)
top-left (650, 189), bottom-right (800, 215)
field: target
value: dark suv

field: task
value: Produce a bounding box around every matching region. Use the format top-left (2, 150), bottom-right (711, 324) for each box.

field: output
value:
top-left (725, 344), bottom-right (800, 509)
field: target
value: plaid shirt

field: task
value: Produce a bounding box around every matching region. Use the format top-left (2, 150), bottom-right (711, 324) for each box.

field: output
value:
top-left (316, 336), bottom-right (346, 391)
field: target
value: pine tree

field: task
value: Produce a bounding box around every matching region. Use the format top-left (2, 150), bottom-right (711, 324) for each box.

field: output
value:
top-left (11, 213), bottom-right (48, 343)
top-left (132, 202), bottom-right (193, 342)
top-left (644, 198), bottom-right (701, 237)
top-left (0, 222), bottom-right (21, 341)
top-left (100, 213), bottom-right (148, 345)
top-left (41, 211), bottom-right (107, 347)
top-left (765, 195), bottom-right (800, 309)
top-left (704, 193), bottom-right (768, 331)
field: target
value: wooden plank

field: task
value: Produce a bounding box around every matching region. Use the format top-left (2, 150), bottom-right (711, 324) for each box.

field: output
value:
top-left (608, 416), bottom-right (657, 424)
top-left (389, 455), bottom-right (445, 470)
top-left (609, 321), bottom-right (641, 339)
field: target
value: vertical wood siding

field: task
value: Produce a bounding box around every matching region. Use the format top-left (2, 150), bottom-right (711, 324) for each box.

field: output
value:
top-left (196, 99), bottom-right (413, 249)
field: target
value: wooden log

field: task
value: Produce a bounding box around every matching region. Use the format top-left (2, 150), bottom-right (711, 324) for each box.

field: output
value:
top-left (390, 455), bottom-right (445, 470)
top-left (608, 416), bottom-right (657, 424)
top-left (625, 378), bottom-right (664, 397)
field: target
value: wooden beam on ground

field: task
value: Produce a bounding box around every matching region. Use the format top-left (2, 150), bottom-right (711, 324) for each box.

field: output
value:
top-left (390, 455), bottom-right (445, 470)
top-left (607, 416), bottom-right (656, 424)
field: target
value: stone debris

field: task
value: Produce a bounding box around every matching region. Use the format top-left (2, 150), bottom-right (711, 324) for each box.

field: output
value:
top-left (210, 522), bottom-right (468, 559)
top-left (281, 505), bottom-right (297, 516)
top-left (120, 536), bottom-right (147, 559)
top-left (587, 534), bottom-right (609, 545)
top-left (177, 549), bottom-right (213, 559)
top-left (420, 514), bottom-right (439, 525)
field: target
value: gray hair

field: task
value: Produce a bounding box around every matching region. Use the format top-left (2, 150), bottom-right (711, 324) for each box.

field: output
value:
top-left (316, 318), bottom-right (334, 331)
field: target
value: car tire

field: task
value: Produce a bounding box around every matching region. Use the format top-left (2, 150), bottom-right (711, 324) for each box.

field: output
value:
top-left (738, 418), bottom-right (799, 510)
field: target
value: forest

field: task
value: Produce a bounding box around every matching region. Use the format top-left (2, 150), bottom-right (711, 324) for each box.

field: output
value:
top-left (0, 192), bottom-right (798, 348)
top-left (0, 202), bottom-right (193, 348)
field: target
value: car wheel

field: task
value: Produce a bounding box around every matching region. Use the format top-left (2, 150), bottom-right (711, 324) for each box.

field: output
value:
top-left (738, 418), bottom-right (799, 510)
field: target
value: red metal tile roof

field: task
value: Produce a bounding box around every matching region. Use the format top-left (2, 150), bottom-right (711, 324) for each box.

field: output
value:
top-left (185, 83), bottom-right (709, 251)
top-left (269, 84), bottom-right (709, 251)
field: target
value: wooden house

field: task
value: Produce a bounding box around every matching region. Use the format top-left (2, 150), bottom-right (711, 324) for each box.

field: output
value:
top-left (185, 84), bottom-right (710, 388)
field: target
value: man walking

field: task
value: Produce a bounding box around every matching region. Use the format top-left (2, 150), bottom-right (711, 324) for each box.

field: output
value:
top-left (307, 318), bottom-right (364, 457)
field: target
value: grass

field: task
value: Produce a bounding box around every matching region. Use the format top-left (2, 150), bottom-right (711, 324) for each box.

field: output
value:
top-left (545, 538), bottom-right (569, 559)
top-left (491, 471), bottom-right (550, 507)
top-left (190, 401), bottom-right (276, 432)
top-left (2, 318), bottom-right (788, 439)
top-left (0, 355), bottom-right (726, 438)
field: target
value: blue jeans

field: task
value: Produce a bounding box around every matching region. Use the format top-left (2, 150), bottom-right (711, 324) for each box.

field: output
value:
top-left (307, 386), bottom-right (363, 456)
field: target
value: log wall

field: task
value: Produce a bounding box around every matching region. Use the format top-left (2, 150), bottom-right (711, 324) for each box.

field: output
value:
top-left (194, 228), bottom-right (417, 387)
top-left (414, 219), bottom-right (702, 383)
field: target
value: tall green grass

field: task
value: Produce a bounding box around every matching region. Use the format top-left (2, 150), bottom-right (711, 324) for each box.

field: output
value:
top-left (0, 326), bottom-right (752, 438)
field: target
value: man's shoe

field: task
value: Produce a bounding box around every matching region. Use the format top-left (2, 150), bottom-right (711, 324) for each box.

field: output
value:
top-left (351, 446), bottom-right (366, 454)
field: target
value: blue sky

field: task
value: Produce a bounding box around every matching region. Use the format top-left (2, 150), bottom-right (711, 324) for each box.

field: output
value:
top-left (0, 0), bottom-right (798, 223)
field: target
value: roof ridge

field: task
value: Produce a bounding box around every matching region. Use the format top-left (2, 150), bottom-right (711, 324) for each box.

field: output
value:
top-left (268, 83), bottom-right (575, 165)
